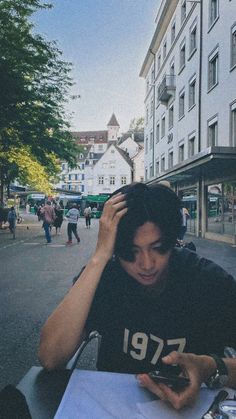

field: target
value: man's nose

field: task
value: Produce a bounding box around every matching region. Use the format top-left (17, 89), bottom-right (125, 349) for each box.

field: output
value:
top-left (140, 251), bottom-right (154, 270)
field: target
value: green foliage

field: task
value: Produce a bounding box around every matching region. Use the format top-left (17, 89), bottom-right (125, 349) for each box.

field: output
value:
top-left (0, 0), bottom-right (79, 196)
top-left (129, 117), bottom-right (144, 132)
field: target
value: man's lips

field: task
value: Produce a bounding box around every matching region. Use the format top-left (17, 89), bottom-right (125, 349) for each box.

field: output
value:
top-left (139, 273), bottom-right (157, 281)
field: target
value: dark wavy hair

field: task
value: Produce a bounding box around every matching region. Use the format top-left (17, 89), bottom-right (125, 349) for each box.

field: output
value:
top-left (111, 182), bottom-right (182, 261)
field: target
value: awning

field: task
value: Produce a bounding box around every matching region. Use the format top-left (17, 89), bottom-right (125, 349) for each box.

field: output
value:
top-left (148, 147), bottom-right (236, 186)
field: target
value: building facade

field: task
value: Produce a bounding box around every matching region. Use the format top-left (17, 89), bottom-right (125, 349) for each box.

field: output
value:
top-left (55, 114), bottom-right (143, 195)
top-left (140, 0), bottom-right (236, 243)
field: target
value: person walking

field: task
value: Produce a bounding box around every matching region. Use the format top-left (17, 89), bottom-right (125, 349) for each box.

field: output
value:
top-left (53, 204), bottom-right (64, 235)
top-left (7, 206), bottom-right (17, 239)
top-left (178, 205), bottom-right (190, 242)
top-left (41, 201), bottom-right (56, 244)
top-left (84, 205), bottom-right (92, 228)
top-left (66, 203), bottom-right (80, 245)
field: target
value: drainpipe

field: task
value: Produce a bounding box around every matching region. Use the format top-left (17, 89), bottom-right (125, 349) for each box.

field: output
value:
top-left (197, 0), bottom-right (203, 236)
top-left (149, 49), bottom-right (156, 178)
top-left (198, 0), bottom-right (203, 153)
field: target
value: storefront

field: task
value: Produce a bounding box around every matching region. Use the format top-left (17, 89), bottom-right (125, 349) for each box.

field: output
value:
top-left (147, 147), bottom-right (236, 244)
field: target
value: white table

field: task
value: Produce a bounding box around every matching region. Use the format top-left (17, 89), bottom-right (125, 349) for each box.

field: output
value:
top-left (54, 369), bottom-right (232, 419)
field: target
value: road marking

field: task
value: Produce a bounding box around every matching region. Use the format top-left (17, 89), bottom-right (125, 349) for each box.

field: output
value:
top-left (23, 243), bottom-right (40, 245)
top-left (46, 244), bottom-right (66, 247)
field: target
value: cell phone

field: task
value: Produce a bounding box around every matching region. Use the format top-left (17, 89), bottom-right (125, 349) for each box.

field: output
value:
top-left (148, 369), bottom-right (190, 391)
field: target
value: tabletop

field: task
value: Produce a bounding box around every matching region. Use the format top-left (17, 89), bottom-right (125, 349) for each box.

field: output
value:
top-left (17, 367), bottom-right (234, 419)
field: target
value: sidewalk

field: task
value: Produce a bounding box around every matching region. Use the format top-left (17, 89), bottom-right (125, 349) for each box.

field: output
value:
top-left (185, 234), bottom-right (236, 279)
top-left (0, 214), bottom-right (235, 278)
top-left (0, 212), bottom-right (44, 248)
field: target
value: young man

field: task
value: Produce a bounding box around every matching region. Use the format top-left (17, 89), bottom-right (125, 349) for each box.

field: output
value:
top-left (41, 201), bottom-right (55, 244)
top-left (39, 183), bottom-right (236, 410)
top-left (65, 203), bottom-right (80, 245)
top-left (83, 205), bottom-right (92, 228)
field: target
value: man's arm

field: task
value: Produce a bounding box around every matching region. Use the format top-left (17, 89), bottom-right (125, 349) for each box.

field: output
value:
top-left (137, 352), bottom-right (236, 410)
top-left (38, 193), bottom-right (127, 370)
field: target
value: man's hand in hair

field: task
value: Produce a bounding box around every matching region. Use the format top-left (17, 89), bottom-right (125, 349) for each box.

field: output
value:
top-left (95, 193), bottom-right (127, 262)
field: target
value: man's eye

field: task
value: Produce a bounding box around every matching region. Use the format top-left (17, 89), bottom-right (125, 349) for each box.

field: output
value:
top-left (152, 244), bottom-right (162, 251)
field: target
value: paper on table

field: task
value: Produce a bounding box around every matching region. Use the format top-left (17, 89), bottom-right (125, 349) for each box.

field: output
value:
top-left (54, 370), bottom-right (234, 419)
top-left (54, 370), bottom-right (153, 419)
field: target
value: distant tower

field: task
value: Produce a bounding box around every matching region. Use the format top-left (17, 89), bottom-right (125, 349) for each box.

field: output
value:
top-left (107, 113), bottom-right (120, 142)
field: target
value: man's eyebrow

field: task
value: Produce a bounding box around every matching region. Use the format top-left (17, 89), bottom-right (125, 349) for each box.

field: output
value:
top-left (132, 239), bottom-right (163, 248)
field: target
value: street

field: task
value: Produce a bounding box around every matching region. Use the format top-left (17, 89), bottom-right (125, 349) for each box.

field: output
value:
top-left (1, 213), bottom-right (236, 391)
top-left (0, 214), bottom-right (99, 390)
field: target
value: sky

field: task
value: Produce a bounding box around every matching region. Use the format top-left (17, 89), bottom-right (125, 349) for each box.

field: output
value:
top-left (32, 0), bottom-right (160, 133)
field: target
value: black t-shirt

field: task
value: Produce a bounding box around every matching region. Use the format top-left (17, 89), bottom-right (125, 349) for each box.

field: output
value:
top-left (84, 248), bottom-right (236, 374)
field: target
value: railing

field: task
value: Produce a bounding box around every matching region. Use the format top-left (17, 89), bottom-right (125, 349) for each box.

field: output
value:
top-left (158, 75), bottom-right (176, 103)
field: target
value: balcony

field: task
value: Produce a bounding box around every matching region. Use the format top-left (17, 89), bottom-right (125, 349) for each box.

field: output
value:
top-left (158, 75), bottom-right (176, 105)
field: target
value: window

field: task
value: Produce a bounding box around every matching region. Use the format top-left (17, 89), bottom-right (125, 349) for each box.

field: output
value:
top-left (121, 176), bottom-right (127, 185)
top-left (150, 98), bottom-right (154, 118)
top-left (189, 76), bottom-right (196, 109)
top-left (156, 122), bottom-right (160, 143)
top-left (208, 48), bottom-right (219, 90)
top-left (169, 103), bottom-right (174, 129)
top-left (98, 176), bottom-right (104, 185)
top-left (231, 103), bottom-right (236, 146)
top-left (188, 134), bottom-right (195, 157)
top-left (157, 54), bottom-right (161, 71)
top-left (170, 61), bottom-right (175, 76)
top-left (163, 40), bottom-right (167, 60)
top-left (149, 131), bottom-right (153, 150)
top-left (156, 160), bottom-right (160, 175)
top-left (208, 117), bottom-right (218, 146)
top-left (179, 143), bottom-right (185, 162)
top-left (161, 115), bottom-right (166, 137)
top-left (149, 164), bottom-right (154, 177)
top-left (189, 23), bottom-right (197, 56)
top-left (181, 1), bottom-right (186, 25)
top-left (231, 25), bottom-right (236, 68)
top-left (110, 176), bottom-right (115, 185)
top-left (179, 41), bottom-right (186, 71)
top-left (209, 0), bottom-right (218, 28)
top-left (161, 155), bottom-right (165, 172)
top-left (171, 21), bottom-right (176, 44)
top-left (109, 161), bottom-right (115, 168)
top-left (168, 150), bottom-right (174, 169)
top-left (179, 90), bottom-right (185, 119)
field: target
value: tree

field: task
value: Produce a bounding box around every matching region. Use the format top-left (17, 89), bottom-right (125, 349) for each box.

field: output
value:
top-left (0, 147), bottom-right (60, 198)
top-left (128, 117), bottom-right (144, 132)
top-left (0, 0), bottom-right (79, 199)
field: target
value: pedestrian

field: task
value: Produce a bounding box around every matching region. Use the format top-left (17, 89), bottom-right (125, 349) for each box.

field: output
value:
top-left (39, 183), bottom-right (236, 411)
top-left (34, 203), bottom-right (38, 215)
top-left (65, 203), bottom-right (80, 245)
top-left (53, 204), bottom-right (64, 235)
top-left (7, 206), bottom-right (17, 239)
top-left (25, 203), bottom-right (30, 214)
top-left (84, 205), bottom-right (92, 228)
top-left (37, 205), bottom-right (43, 221)
top-left (178, 204), bottom-right (190, 242)
top-left (40, 201), bottom-right (56, 244)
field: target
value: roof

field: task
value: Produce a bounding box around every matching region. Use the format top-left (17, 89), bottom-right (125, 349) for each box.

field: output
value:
top-left (71, 131), bottom-right (108, 143)
top-left (119, 131), bottom-right (144, 144)
top-left (115, 145), bottom-right (133, 167)
top-left (107, 113), bottom-right (120, 127)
